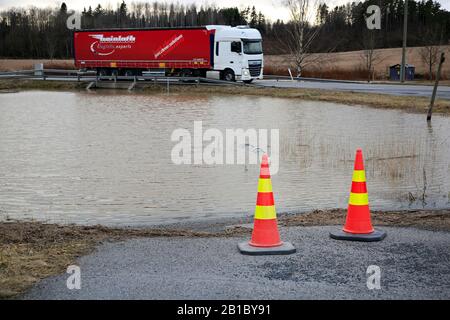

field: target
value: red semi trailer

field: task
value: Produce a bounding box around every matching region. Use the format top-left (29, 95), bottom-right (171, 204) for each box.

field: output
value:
top-left (73, 26), bottom-right (264, 82)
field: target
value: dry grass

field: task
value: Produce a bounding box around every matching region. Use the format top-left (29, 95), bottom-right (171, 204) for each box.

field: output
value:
top-left (281, 209), bottom-right (450, 232)
top-left (0, 239), bottom-right (93, 299)
top-left (0, 59), bottom-right (74, 72)
top-left (140, 83), bottom-right (450, 115)
top-left (0, 79), bottom-right (85, 91)
top-left (264, 64), bottom-right (371, 81)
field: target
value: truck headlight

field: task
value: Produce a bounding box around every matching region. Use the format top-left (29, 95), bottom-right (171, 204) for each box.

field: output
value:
top-left (242, 69), bottom-right (250, 76)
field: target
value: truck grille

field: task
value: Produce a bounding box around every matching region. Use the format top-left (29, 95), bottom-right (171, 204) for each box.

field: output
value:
top-left (248, 60), bottom-right (262, 77)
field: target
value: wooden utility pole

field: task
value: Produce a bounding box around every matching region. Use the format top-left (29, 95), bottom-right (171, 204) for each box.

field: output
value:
top-left (400, 0), bottom-right (408, 83)
top-left (427, 52), bottom-right (445, 122)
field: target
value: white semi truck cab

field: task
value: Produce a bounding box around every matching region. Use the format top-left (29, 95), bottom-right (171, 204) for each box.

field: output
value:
top-left (207, 25), bottom-right (264, 83)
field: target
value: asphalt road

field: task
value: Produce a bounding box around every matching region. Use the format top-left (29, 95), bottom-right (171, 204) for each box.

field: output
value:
top-left (255, 79), bottom-right (450, 100)
top-left (23, 226), bottom-right (450, 300)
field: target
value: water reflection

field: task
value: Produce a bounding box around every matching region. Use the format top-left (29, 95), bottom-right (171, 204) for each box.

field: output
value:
top-left (0, 91), bottom-right (449, 226)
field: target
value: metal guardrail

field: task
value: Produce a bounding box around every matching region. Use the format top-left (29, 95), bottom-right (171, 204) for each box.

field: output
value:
top-left (0, 69), bottom-right (364, 85)
top-left (1, 69), bottom-right (365, 86)
top-left (0, 69), bottom-right (95, 81)
top-left (262, 74), bottom-right (365, 84)
top-left (0, 69), bottom-right (35, 75)
top-left (0, 69), bottom-right (258, 88)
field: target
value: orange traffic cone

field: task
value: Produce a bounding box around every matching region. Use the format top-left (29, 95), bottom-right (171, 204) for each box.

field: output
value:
top-left (330, 149), bottom-right (386, 242)
top-left (238, 154), bottom-right (296, 255)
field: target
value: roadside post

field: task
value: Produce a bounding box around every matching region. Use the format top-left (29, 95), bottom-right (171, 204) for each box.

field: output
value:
top-left (427, 52), bottom-right (445, 122)
top-left (400, 0), bottom-right (409, 83)
top-left (34, 63), bottom-right (44, 79)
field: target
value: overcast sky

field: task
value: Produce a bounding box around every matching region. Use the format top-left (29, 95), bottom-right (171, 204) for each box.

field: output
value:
top-left (0, 0), bottom-right (449, 22)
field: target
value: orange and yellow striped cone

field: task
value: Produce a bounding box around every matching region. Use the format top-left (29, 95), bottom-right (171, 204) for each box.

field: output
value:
top-left (330, 149), bottom-right (386, 242)
top-left (238, 154), bottom-right (296, 255)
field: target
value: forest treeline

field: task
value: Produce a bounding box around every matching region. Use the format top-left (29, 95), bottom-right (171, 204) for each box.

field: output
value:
top-left (0, 0), bottom-right (449, 59)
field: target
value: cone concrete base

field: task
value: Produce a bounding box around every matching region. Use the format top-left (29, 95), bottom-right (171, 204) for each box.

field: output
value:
top-left (238, 242), bottom-right (296, 256)
top-left (329, 229), bottom-right (386, 242)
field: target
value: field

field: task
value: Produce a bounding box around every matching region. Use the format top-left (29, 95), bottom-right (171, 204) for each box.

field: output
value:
top-left (264, 45), bottom-right (450, 81)
top-left (0, 59), bottom-right (74, 72)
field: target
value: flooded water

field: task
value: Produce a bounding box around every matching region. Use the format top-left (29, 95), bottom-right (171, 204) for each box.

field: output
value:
top-left (0, 91), bottom-right (449, 226)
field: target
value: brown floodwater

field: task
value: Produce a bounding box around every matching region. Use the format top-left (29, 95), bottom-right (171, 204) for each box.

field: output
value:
top-left (0, 90), bottom-right (449, 226)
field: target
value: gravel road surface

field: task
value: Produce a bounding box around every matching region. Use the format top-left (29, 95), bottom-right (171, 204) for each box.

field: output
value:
top-left (23, 226), bottom-right (450, 300)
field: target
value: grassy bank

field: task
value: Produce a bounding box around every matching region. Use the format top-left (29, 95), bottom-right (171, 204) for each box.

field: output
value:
top-left (0, 79), bottom-right (85, 91)
top-left (1, 79), bottom-right (450, 115)
top-left (145, 84), bottom-right (450, 115)
top-left (281, 209), bottom-right (450, 231)
top-left (1, 209), bottom-right (449, 299)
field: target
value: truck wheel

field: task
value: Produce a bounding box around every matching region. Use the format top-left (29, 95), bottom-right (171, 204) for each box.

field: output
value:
top-left (223, 69), bottom-right (235, 82)
top-left (179, 69), bottom-right (192, 78)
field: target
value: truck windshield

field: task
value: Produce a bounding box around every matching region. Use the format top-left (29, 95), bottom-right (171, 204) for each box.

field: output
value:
top-left (243, 40), bottom-right (263, 55)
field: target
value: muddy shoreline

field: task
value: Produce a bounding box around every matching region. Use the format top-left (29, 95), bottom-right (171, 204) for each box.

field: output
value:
top-left (1, 208), bottom-right (449, 299)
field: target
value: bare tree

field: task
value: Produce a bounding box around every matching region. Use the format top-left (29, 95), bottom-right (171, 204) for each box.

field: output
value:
top-left (360, 31), bottom-right (380, 82)
top-left (419, 45), bottom-right (440, 81)
top-left (284, 0), bottom-right (321, 77)
top-left (418, 26), bottom-right (445, 81)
